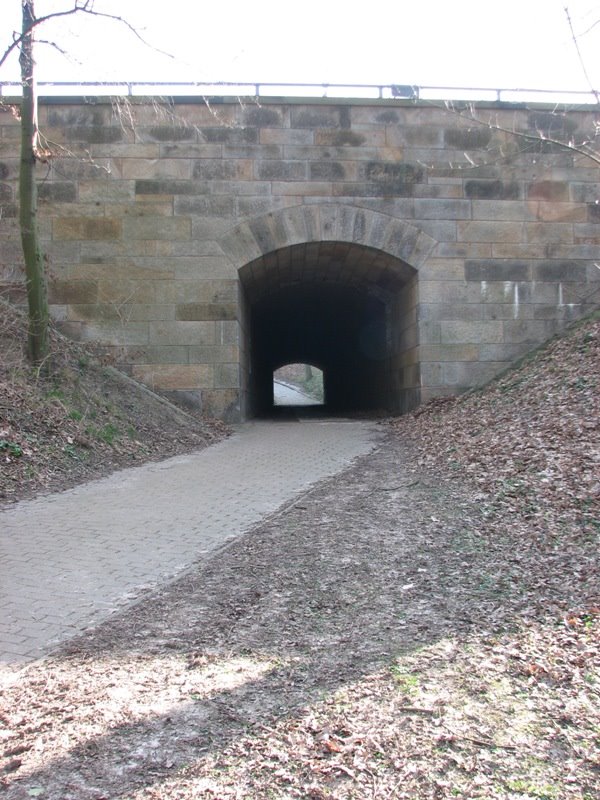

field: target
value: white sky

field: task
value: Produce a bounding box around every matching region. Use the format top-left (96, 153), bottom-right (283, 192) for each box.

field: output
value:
top-left (1, 0), bottom-right (600, 95)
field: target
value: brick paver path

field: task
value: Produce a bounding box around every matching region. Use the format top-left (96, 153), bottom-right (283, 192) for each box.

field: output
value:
top-left (0, 420), bottom-right (380, 668)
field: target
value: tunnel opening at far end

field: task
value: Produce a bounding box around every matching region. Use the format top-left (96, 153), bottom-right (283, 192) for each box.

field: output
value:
top-left (273, 363), bottom-right (325, 408)
top-left (239, 241), bottom-right (419, 419)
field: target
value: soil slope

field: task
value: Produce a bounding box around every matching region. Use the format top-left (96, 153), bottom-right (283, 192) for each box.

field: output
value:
top-left (0, 300), bottom-right (228, 504)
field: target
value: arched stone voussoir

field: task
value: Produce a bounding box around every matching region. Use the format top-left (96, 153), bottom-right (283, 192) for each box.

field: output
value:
top-left (218, 203), bottom-right (437, 273)
top-left (219, 222), bottom-right (264, 271)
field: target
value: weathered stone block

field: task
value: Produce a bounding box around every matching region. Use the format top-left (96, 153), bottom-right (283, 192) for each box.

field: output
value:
top-left (135, 179), bottom-right (209, 196)
top-left (97, 278), bottom-right (155, 304)
top-left (503, 319), bottom-right (553, 343)
top-left (531, 260), bottom-right (587, 281)
top-left (0, 200), bottom-right (19, 220)
top-left (200, 127), bottom-right (258, 144)
top-left (38, 182), bottom-right (77, 203)
top-left (144, 125), bottom-right (197, 142)
top-left (193, 160), bottom-right (253, 180)
top-left (109, 199), bottom-right (174, 218)
top-left (188, 344), bottom-right (239, 363)
top-left (176, 303), bottom-right (236, 321)
top-left (124, 304), bottom-right (176, 321)
top-left (160, 143), bottom-right (222, 158)
top-left (458, 221), bottom-right (523, 243)
top-left (420, 344), bottom-right (479, 361)
top-left (491, 243), bottom-right (544, 258)
top-left (69, 126), bottom-right (124, 144)
top-left (527, 181), bottom-right (569, 201)
top-left (53, 217), bottom-right (121, 241)
top-left (525, 222), bottom-right (573, 243)
top-left (465, 260), bottom-right (531, 281)
top-left (117, 158), bottom-right (192, 180)
top-left (175, 196), bottom-right (235, 216)
top-left (214, 363), bottom-right (240, 388)
top-left (364, 162), bottom-right (423, 192)
top-left (260, 128), bottom-right (314, 145)
top-left (256, 161), bottom-right (307, 181)
top-left (443, 361), bottom-right (507, 387)
top-left (526, 111), bottom-right (578, 137)
top-left (419, 362), bottom-right (443, 384)
top-left (79, 180), bottom-right (135, 202)
top-left (200, 388), bottom-right (240, 421)
top-left (532, 202), bottom-right (586, 223)
top-left (118, 345), bottom-right (187, 364)
top-left (478, 343), bottom-right (530, 362)
top-left (223, 144), bottom-right (282, 160)
top-left (291, 107), bottom-right (344, 129)
top-left (483, 301), bottom-right (537, 320)
top-left (215, 320), bottom-right (240, 345)
top-left (314, 130), bottom-right (367, 147)
top-left (67, 303), bottom-right (124, 322)
top-left (419, 281), bottom-right (469, 304)
top-left (244, 107), bottom-right (283, 127)
top-left (419, 320), bottom-right (442, 344)
top-left (49, 159), bottom-right (112, 180)
top-left (310, 161), bottom-right (346, 180)
top-left (149, 320), bottom-right (215, 346)
top-left (49, 280), bottom-right (98, 306)
top-left (157, 279), bottom-right (238, 305)
top-left (471, 200), bottom-right (530, 221)
top-left (444, 127), bottom-right (492, 149)
top-left (441, 320), bottom-right (503, 344)
top-left (132, 364), bottom-right (213, 390)
top-left (79, 321), bottom-right (149, 346)
top-left (46, 107), bottom-right (107, 127)
top-left (571, 183), bottom-right (600, 203)
top-left (464, 180), bottom-right (521, 199)
top-left (123, 217), bottom-right (191, 240)
top-left (419, 303), bottom-right (482, 322)
top-left (414, 198), bottom-right (471, 219)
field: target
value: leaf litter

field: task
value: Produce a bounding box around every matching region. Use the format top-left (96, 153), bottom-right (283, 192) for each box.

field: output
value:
top-left (0, 312), bottom-right (599, 799)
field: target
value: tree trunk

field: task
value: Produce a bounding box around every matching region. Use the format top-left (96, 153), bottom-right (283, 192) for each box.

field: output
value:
top-left (19, 0), bottom-right (49, 365)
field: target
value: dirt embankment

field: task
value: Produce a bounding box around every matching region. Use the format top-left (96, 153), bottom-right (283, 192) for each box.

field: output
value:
top-left (0, 300), bottom-right (228, 505)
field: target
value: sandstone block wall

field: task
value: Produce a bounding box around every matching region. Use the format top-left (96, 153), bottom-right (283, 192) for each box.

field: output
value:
top-left (0, 97), bottom-right (598, 419)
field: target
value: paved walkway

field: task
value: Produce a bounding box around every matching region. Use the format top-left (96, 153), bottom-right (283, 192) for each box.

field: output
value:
top-left (273, 380), bottom-right (320, 406)
top-left (0, 420), bottom-right (381, 668)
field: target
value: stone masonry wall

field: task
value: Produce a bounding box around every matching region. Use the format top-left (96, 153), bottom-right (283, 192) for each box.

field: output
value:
top-left (0, 97), bottom-right (598, 419)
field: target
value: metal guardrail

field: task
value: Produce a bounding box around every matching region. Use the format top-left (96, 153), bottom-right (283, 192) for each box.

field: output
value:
top-left (0, 80), bottom-right (598, 105)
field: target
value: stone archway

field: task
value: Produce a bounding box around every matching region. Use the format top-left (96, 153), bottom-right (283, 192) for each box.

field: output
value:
top-left (219, 204), bottom-right (436, 418)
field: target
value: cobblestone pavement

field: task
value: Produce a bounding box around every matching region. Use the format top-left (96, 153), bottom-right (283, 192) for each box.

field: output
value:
top-left (0, 420), bottom-right (381, 668)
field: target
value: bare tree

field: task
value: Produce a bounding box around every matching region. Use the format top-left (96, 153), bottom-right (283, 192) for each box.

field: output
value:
top-left (3, 0), bottom-right (167, 365)
top-left (18, 0), bottom-right (48, 364)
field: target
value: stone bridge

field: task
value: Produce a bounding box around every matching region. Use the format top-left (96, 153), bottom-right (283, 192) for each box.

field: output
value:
top-left (1, 94), bottom-right (599, 420)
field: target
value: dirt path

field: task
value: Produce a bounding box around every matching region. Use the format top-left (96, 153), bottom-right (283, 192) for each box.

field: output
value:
top-left (1, 432), bottom-right (597, 799)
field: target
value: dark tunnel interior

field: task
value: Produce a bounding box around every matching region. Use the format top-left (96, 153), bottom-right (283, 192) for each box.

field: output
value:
top-left (238, 242), bottom-right (419, 419)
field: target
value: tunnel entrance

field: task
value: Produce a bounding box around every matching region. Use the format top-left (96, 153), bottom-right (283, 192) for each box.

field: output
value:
top-left (239, 241), bottom-right (419, 419)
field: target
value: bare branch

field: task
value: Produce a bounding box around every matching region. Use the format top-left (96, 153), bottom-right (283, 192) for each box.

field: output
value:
top-left (439, 100), bottom-right (600, 168)
top-left (0, 1), bottom-right (174, 72)
top-left (0, 4), bottom-right (87, 70)
top-left (564, 5), bottom-right (600, 104)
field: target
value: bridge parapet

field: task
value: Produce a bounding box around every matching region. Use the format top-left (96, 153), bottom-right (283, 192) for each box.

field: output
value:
top-left (0, 96), bottom-right (598, 419)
